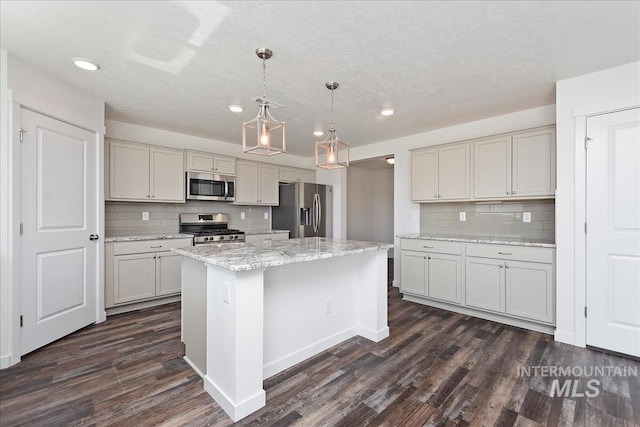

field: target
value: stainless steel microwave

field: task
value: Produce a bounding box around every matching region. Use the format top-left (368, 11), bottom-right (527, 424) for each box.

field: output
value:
top-left (186, 172), bottom-right (235, 201)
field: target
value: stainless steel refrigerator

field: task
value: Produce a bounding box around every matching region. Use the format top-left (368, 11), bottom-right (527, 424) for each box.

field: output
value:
top-left (272, 182), bottom-right (333, 238)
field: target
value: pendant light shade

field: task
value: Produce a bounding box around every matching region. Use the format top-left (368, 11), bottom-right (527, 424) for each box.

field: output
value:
top-left (316, 82), bottom-right (349, 169)
top-left (243, 48), bottom-right (286, 156)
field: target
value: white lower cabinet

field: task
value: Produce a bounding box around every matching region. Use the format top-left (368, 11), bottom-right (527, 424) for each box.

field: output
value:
top-left (401, 238), bottom-right (555, 331)
top-left (106, 238), bottom-right (192, 311)
top-left (400, 240), bottom-right (462, 304)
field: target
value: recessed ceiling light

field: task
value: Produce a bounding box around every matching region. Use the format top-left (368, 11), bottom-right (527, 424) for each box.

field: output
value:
top-left (313, 130), bottom-right (324, 136)
top-left (228, 105), bottom-right (244, 113)
top-left (386, 157), bottom-right (395, 165)
top-left (72, 58), bottom-right (100, 71)
top-left (381, 108), bottom-right (395, 116)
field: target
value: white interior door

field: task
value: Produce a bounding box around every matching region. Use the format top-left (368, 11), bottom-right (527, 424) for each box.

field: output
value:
top-left (20, 108), bottom-right (98, 355)
top-left (586, 107), bottom-right (640, 357)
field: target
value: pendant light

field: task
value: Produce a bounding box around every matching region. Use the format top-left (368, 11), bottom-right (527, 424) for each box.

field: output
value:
top-left (315, 82), bottom-right (349, 169)
top-left (242, 48), bottom-right (286, 156)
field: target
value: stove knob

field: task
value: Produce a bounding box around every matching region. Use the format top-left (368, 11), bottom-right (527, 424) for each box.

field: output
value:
top-left (220, 236), bottom-right (225, 240)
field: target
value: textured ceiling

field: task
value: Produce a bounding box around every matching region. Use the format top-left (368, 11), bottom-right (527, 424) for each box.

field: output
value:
top-left (1, 1), bottom-right (639, 157)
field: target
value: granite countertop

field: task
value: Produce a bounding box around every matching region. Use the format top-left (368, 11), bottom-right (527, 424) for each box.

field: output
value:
top-left (105, 233), bottom-right (194, 243)
top-left (397, 234), bottom-right (556, 248)
top-left (243, 229), bottom-right (290, 235)
top-left (173, 237), bottom-right (393, 272)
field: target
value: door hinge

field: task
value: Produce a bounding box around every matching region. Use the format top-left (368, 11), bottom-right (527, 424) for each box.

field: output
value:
top-left (19, 128), bottom-right (26, 143)
top-left (20, 315), bottom-right (23, 327)
top-left (20, 223), bottom-right (23, 235)
top-left (585, 136), bottom-right (592, 149)
top-left (584, 306), bottom-right (587, 318)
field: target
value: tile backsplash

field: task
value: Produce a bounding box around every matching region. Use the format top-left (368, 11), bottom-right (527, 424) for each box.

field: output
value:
top-left (105, 201), bottom-right (271, 236)
top-left (420, 200), bottom-right (555, 241)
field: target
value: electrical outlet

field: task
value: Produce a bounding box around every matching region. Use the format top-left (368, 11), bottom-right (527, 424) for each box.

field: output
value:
top-left (223, 282), bottom-right (231, 304)
top-left (523, 212), bottom-right (532, 223)
top-left (459, 212), bottom-right (466, 221)
top-left (324, 300), bottom-right (332, 314)
top-left (240, 212), bottom-right (246, 220)
top-left (264, 212), bottom-right (269, 220)
top-left (142, 211), bottom-right (149, 221)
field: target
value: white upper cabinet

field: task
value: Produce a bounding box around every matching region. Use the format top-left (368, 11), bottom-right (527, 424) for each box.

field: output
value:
top-left (474, 126), bottom-right (555, 199)
top-left (185, 150), bottom-right (236, 175)
top-left (279, 166), bottom-right (316, 183)
top-left (107, 140), bottom-right (184, 203)
top-left (235, 160), bottom-right (279, 205)
top-left (411, 142), bottom-right (470, 202)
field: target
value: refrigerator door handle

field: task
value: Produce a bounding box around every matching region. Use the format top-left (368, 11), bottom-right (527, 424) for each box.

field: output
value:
top-left (312, 193), bottom-right (319, 233)
top-left (317, 194), bottom-right (322, 234)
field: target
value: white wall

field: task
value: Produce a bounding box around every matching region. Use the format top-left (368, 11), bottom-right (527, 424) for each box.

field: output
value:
top-left (334, 105), bottom-right (556, 286)
top-left (0, 54), bottom-right (105, 368)
top-left (555, 61), bottom-right (640, 347)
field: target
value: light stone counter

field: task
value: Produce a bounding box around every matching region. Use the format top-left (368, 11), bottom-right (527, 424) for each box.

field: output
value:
top-left (397, 234), bottom-right (556, 248)
top-left (105, 233), bottom-right (193, 243)
top-left (243, 229), bottom-right (290, 235)
top-left (173, 237), bottom-right (393, 272)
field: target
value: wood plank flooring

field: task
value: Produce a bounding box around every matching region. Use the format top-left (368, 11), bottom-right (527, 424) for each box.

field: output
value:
top-left (2, 269), bottom-right (639, 426)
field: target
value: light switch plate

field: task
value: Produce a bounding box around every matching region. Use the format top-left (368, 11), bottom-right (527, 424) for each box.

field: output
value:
top-left (142, 212), bottom-right (149, 221)
top-left (240, 212), bottom-right (246, 220)
top-left (223, 282), bottom-right (231, 304)
top-left (264, 212), bottom-right (269, 220)
top-left (459, 212), bottom-right (466, 221)
top-left (523, 212), bottom-right (532, 223)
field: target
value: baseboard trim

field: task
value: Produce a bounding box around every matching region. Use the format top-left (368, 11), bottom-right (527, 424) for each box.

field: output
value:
top-left (0, 353), bottom-right (14, 370)
top-left (105, 295), bottom-right (181, 316)
top-left (203, 375), bottom-right (265, 422)
top-left (358, 326), bottom-right (389, 342)
top-left (263, 327), bottom-right (357, 379)
top-left (183, 355), bottom-right (205, 378)
top-left (554, 330), bottom-right (576, 346)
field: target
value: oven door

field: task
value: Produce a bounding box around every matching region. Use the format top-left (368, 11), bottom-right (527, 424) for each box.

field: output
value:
top-left (187, 172), bottom-right (232, 201)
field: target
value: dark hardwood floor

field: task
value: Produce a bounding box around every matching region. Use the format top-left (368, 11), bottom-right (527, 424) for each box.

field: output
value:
top-left (1, 268), bottom-right (639, 426)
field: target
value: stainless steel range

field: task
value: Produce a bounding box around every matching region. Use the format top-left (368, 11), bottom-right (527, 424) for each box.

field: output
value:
top-left (179, 213), bottom-right (245, 245)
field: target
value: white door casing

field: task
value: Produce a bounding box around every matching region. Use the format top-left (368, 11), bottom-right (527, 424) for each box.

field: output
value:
top-left (586, 107), bottom-right (640, 357)
top-left (20, 108), bottom-right (98, 355)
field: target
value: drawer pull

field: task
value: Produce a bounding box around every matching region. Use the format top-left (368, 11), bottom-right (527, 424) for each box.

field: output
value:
top-left (150, 245), bottom-right (163, 248)
top-left (423, 245), bottom-right (433, 249)
top-left (498, 251), bottom-right (512, 255)
top-left (499, 264), bottom-right (504, 268)
top-left (505, 265), bottom-right (510, 269)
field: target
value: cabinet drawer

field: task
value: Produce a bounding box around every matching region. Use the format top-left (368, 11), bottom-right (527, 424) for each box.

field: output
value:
top-left (466, 243), bottom-right (554, 264)
top-left (112, 238), bottom-right (193, 255)
top-left (400, 239), bottom-right (462, 255)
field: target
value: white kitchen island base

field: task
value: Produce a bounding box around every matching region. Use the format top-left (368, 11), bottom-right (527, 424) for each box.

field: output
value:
top-left (177, 238), bottom-right (391, 422)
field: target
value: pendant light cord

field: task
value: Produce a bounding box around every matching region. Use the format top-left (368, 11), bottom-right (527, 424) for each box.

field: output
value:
top-left (262, 58), bottom-right (267, 101)
top-left (329, 87), bottom-right (335, 131)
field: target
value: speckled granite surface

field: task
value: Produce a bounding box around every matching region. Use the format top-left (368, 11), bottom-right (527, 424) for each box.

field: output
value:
top-left (243, 229), bottom-right (290, 235)
top-left (105, 233), bottom-right (194, 243)
top-left (397, 234), bottom-right (556, 248)
top-left (173, 237), bottom-right (394, 272)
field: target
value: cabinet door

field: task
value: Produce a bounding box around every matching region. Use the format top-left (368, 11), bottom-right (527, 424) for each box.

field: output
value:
top-left (465, 257), bottom-right (505, 312)
top-left (258, 163), bottom-right (279, 205)
top-left (474, 136), bottom-right (511, 199)
top-left (298, 169), bottom-right (315, 183)
top-left (113, 253), bottom-right (156, 305)
top-left (109, 141), bottom-right (150, 200)
top-left (156, 252), bottom-right (183, 296)
top-left (235, 161), bottom-right (259, 204)
top-left (186, 151), bottom-right (215, 172)
top-left (506, 261), bottom-right (554, 323)
top-left (411, 148), bottom-right (438, 201)
top-left (401, 251), bottom-right (427, 296)
top-left (214, 155), bottom-right (236, 175)
top-left (428, 253), bottom-right (462, 304)
top-left (279, 167), bottom-right (299, 183)
top-left (150, 147), bottom-right (184, 202)
top-left (438, 142), bottom-right (470, 200)
top-left (512, 128), bottom-right (556, 197)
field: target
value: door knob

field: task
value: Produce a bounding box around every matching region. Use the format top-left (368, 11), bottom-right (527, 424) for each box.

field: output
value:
top-left (89, 234), bottom-right (100, 241)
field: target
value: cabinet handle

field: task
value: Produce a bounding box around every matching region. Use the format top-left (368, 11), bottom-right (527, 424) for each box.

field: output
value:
top-left (512, 190), bottom-right (516, 195)
top-left (151, 195), bottom-right (155, 198)
top-left (146, 194), bottom-right (151, 198)
top-left (423, 246), bottom-right (433, 249)
top-left (499, 264), bottom-right (504, 268)
top-left (428, 256), bottom-right (431, 260)
top-left (150, 245), bottom-right (162, 248)
top-left (506, 191), bottom-right (510, 195)
top-left (434, 194), bottom-right (437, 198)
top-left (498, 251), bottom-right (512, 255)
top-left (505, 265), bottom-right (510, 269)
top-left (438, 195), bottom-right (441, 198)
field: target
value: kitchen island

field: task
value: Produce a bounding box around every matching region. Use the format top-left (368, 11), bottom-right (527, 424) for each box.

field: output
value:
top-left (173, 237), bottom-right (392, 422)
